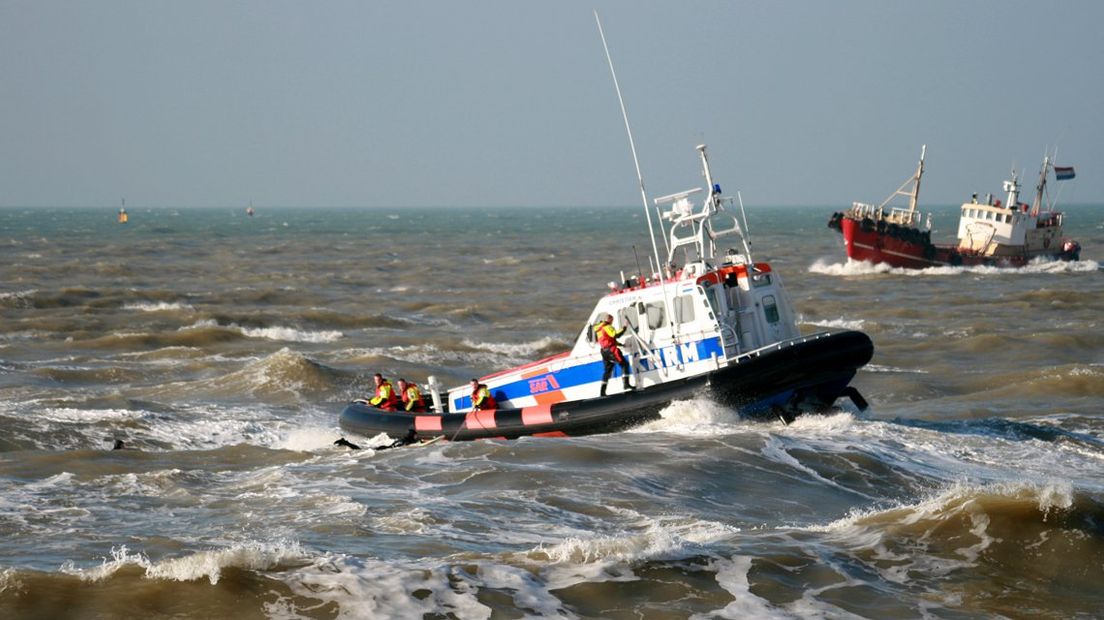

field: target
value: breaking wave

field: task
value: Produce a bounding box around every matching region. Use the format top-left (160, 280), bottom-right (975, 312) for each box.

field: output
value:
top-left (810, 257), bottom-right (1101, 277)
top-left (61, 540), bottom-right (310, 585)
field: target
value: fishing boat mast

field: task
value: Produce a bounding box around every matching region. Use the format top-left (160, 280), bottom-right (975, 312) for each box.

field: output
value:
top-left (879, 145), bottom-right (925, 215)
top-left (1030, 154), bottom-right (1050, 216)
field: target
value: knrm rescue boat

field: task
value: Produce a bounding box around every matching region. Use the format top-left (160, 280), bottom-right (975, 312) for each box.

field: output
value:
top-left (340, 144), bottom-right (874, 443)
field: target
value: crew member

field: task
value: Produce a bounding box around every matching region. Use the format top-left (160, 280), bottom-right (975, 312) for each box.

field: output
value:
top-left (365, 373), bottom-right (399, 411)
top-left (397, 378), bottom-right (426, 413)
top-left (593, 312), bottom-right (634, 396)
top-left (470, 378), bottom-right (497, 411)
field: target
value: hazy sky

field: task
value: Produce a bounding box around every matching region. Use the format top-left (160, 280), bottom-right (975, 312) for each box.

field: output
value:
top-left (2, 1), bottom-right (1102, 208)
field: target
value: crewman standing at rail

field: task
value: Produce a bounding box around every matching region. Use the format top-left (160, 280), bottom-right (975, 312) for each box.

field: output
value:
top-left (594, 312), bottom-right (634, 396)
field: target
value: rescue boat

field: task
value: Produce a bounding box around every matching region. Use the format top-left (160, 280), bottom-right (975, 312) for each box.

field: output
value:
top-left (828, 147), bottom-right (1082, 268)
top-left (339, 144), bottom-right (874, 443)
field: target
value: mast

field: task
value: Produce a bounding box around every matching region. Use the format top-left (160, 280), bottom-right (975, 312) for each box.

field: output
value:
top-left (1002, 167), bottom-right (1021, 211)
top-left (878, 145), bottom-right (925, 214)
top-left (1031, 154), bottom-right (1050, 216)
top-left (909, 145), bottom-right (925, 213)
top-left (594, 11), bottom-right (678, 338)
top-left (594, 11), bottom-right (666, 285)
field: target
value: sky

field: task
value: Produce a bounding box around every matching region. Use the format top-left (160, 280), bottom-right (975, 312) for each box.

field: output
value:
top-left (1, 0), bottom-right (1102, 209)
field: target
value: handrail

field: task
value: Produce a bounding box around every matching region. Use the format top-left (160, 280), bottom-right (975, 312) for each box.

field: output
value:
top-left (731, 331), bottom-right (835, 364)
top-left (623, 324), bottom-right (667, 377)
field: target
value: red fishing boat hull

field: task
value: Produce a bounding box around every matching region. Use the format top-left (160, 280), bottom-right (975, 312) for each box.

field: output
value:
top-left (831, 214), bottom-right (1077, 269)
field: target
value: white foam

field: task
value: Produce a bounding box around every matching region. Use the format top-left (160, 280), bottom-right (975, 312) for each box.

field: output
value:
top-left (25, 472), bottom-right (76, 490)
top-left (632, 397), bottom-right (743, 436)
top-left (695, 556), bottom-right (788, 620)
top-left (0, 288), bottom-right (37, 300)
top-left (275, 426), bottom-right (347, 452)
top-left (811, 256), bottom-right (1100, 277)
top-left (530, 515), bottom-right (739, 590)
top-left (38, 407), bottom-right (141, 424)
top-left (864, 364), bottom-right (929, 374)
top-left (180, 319), bottom-right (342, 343)
top-left (0, 567), bottom-right (22, 595)
top-left (808, 258), bottom-right (895, 276)
top-left (276, 554), bottom-right (494, 619)
top-left (461, 337), bottom-right (567, 360)
top-left (782, 411), bottom-right (857, 434)
top-left (64, 541), bottom-right (309, 585)
top-left (482, 256), bottom-right (522, 265)
top-left (802, 317), bottom-right (866, 331)
top-left (122, 301), bottom-right (195, 312)
top-left (239, 325), bottom-right (342, 343)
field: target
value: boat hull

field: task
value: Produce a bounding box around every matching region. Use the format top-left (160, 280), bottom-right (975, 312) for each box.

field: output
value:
top-left (338, 330), bottom-right (874, 442)
top-left (831, 214), bottom-right (1079, 268)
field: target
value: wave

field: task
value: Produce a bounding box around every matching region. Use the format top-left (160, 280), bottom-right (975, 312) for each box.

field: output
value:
top-left (122, 301), bottom-right (195, 312)
top-left (60, 541), bottom-right (310, 585)
top-left (806, 480), bottom-right (1104, 604)
top-left (632, 397), bottom-right (745, 436)
top-left (297, 309), bottom-right (414, 329)
top-left (77, 320), bottom-right (342, 350)
top-left (179, 348), bottom-right (345, 403)
top-left (800, 316), bottom-right (866, 331)
top-left (809, 257), bottom-right (1101, 277)
top-left (890, 415), bottom-right (1104, 453)
top-left (808, 258), bottom-right (897, 276)
top-left (460, 337), bottom-right (569, 361)
top-left (949, 364), bottom-right (1104, 400)
top-left (0, 289), bottom-right (38, 308)
top-left (236, 324), bottom-right (342, 343)
top-left (528, 515), bottom-right (737, 567)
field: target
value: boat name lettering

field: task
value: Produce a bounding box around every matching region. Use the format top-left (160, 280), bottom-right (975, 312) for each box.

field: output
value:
top-left (659, 342), bottom-right (701, 367)
top-left (528, 374), bottom-right (561, 394)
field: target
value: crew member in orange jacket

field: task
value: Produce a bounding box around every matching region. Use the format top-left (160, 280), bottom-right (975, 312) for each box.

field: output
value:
top-left (594, 312), bottom-right (634, 396)
top-left (397, 378), bottom-right (426, 413)
top-left (469, 378), bottom-right (497, 411)
top-left (366, 373), bottom-right (400, 411)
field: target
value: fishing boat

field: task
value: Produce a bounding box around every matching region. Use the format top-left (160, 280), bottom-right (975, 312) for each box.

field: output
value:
top-left (828, 147), bottom-right (1081, 268)
top-left (340, 145), bottom-right (874, 442)
top-left (339, 15), bottom-right (874, 444)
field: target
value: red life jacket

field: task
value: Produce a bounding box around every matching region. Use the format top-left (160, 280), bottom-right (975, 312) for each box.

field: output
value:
top-left (402, 384), bottom-right (425, 411)
top-left (473, 385), bottom-right (497, 410)
top-left (371, 380), bottom-right (400, 410)
top-left (594, 321), bottom-right (621, 351)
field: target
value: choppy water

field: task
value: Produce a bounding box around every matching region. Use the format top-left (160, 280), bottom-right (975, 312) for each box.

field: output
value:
top-left (2, 204), bottom-right (1103, 618)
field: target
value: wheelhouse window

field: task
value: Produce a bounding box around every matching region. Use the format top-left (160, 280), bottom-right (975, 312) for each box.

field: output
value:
top-left (750, 273), bottom-right (772, 288)
top-left (644, 302), bottom-right (665, 329)
top-left (702, 285), bottom-right (722, 319)
top-left (673, 295), bottom-right (696, 324)
top-left (762, 295), bottom-right (780, 323)
top-left (620, 306), bottom-right (639, 331)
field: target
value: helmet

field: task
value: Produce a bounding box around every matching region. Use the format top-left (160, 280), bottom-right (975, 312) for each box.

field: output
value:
top-left (599, 312), bottom-right (613, 323)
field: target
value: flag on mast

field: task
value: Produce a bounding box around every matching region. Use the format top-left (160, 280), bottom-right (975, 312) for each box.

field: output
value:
top-left (1054, 166), bottom-right (1076, 180)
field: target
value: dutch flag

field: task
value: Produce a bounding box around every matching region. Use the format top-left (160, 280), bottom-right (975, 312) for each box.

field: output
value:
top-left (1054, 166), bottom-right (1076, 180)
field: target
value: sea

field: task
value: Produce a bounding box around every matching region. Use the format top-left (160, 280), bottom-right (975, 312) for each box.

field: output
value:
top-left (1, 203), bottom-right (1102, 619)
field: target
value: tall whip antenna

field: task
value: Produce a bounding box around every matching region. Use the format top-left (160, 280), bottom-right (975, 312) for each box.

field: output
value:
top-left (594, 11), bottom-right (667, 287)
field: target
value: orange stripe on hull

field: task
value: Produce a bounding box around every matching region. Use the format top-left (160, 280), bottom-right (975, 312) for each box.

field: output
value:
top-left (465, 410), bottom-right (497, 430)
top-left (521, 405), bottom-right (553, 426)
top-left (415, 416), bottom-right (443, 432)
